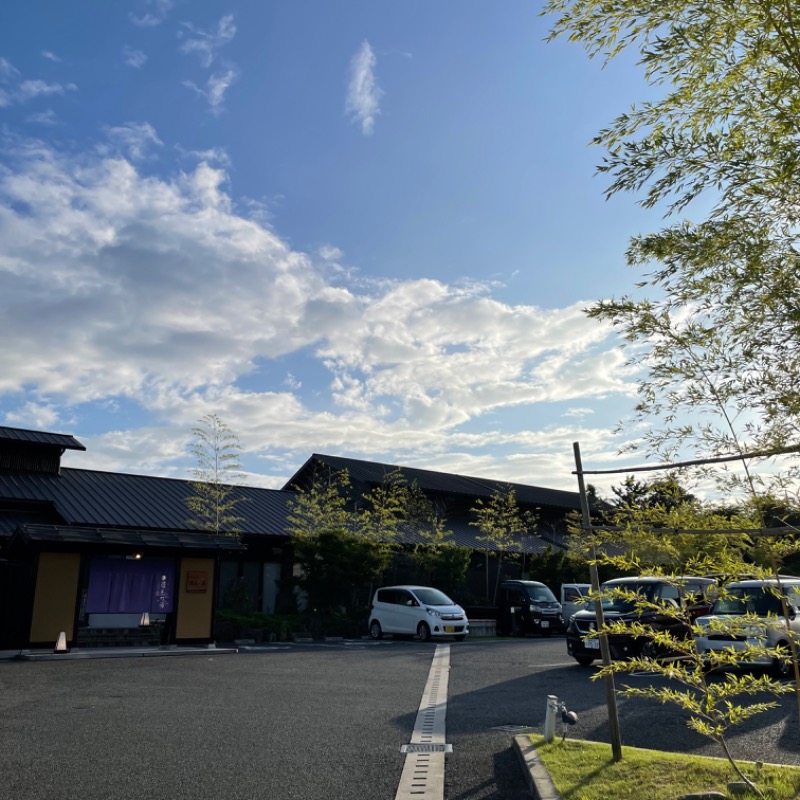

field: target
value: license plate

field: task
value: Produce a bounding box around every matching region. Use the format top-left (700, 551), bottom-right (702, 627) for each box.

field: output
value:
top-left (585, 638), bottom-right (600, 649)
top-left (540, 621), bottom-right (549, 628)
top-left (444, 626), bottom-right (455, 633)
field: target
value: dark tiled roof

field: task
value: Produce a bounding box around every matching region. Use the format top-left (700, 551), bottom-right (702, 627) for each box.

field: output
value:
top-left (285, 454), bottom-right (582, 511)
top-left (399, 518), bottom-right (564, 555)
top-left (18, 523), bottom-right (244, 550)
top-left (0, 426), bottom-right (86, 451)
top-left (0, 468), bottom-right (293, 538)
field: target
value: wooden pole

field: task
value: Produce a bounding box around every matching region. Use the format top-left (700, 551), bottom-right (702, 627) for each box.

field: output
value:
top-left (573, 442), bottom-right (623, 762)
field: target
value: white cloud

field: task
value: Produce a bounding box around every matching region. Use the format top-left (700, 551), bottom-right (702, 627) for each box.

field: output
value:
top-left (4, 401), bottom-right (61, 430)
top-left (318, 245), bottom-right (343, 262)
top-left (0, 60), bottom-right (76, 108)
top-left (0, 136), bottom-right (637, 489)
top-left (123, 47), bottom-right (148, 69)
top-left (346, 40), bottom-right (382, 136)
top-left (103, 122), bottom-right (163, 161)
top-left (183, 68), bottom-right (238, 114)
top-left (25, 109), bottom-right (60, 126)
top-left (179, 15), bottom-right (236, 68)
top-left (41, 50), bottom-right (62, 63)
top-left (130, 0), bottom-right (174, 27)
top-left (18, 80), bottom-right (77, 101)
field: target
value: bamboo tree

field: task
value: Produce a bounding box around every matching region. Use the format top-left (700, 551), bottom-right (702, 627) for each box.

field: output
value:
top-left (185, 413), bottom-right (247, 537)
top-left (471, 486), bottom-right (537, 604)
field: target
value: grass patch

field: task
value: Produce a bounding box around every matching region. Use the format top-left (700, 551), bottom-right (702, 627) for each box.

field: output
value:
top-left (529, 735), bottom-right (800, 799)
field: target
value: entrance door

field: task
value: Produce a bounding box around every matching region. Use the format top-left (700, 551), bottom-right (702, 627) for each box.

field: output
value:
top-left (0, 559), bottom-right (35, 649)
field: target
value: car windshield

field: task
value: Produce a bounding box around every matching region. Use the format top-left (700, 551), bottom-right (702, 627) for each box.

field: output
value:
top-left (712, 587), bottom-right (783, 616)
top-left (600, 582), bottom-right (658, 613)
top-left (526, 586), bottom-right (557, 602)
top-left (413, 588), bottom-right (454, 606)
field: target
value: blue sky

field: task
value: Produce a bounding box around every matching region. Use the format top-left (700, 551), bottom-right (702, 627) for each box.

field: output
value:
top-left (0, 0), bottom-right (666, 493)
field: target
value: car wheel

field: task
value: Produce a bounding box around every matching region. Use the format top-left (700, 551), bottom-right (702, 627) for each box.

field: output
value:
top-left (640, 639), bottom-right (660, 661)
top-left (369, 620), bottom-right (383, 640)
top-left (772, 642), bottom-right (793, 679)
top-left (575, 656), bottom-right (595, 667)
top-left (454, 634), bottom-right (467, 642)
top-left (417, 622), bottom-right (432, 642)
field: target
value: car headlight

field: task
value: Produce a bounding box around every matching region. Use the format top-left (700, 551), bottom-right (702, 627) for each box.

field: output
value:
top-left (426, 608), bottom-right (443, 618)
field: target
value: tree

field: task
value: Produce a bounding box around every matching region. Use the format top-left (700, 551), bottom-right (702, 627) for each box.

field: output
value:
top-left (471, 486), bottom-right (537, 603)
top-left (590, 572), bottom-right (792, 798)
top-left (185, 413), bottom-right (247, 536)
top-left (545, 0), bottom-right (800, 496)
top-left (292, 528), bottom-right (389, 616)
top-left (286, 465), bottom-right (351, 541)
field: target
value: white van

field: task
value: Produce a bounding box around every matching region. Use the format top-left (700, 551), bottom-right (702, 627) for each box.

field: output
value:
top-left (560, 583), bottom-right (591, 625)
top-left (368, 585), bottom-right (469, 642)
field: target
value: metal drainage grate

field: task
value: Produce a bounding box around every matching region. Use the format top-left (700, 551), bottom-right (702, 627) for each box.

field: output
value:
top-left (400, 743), bottom-right (453, 754)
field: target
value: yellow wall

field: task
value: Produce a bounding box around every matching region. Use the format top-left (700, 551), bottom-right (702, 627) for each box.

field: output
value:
top-left (29, 552), bottom-right (81, 644)
top-left (175, 557), bottom-right (215, 640)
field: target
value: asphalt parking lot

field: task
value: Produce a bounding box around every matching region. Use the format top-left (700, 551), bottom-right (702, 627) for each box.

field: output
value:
top-left (2, 636), bottom-right (799, 800)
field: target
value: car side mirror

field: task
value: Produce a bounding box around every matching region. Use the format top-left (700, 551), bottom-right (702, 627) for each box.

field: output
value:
top-left (789, 605), bottom-right (798, 620)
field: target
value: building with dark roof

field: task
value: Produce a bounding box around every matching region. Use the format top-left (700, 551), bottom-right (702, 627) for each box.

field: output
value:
top-left (0, 427), bottom-right (584, 650)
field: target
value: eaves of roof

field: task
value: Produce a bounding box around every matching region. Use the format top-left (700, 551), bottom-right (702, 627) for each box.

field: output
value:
top-left (0, 426), bottom-right (86, 451)
top-left (284, 454), bottom-right (583, 511)
top-left (18, 523), bottom-right (244, 550)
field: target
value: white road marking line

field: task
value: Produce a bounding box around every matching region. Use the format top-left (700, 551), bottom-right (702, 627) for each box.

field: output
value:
top-left (395, 644), bottom-right (451, 800)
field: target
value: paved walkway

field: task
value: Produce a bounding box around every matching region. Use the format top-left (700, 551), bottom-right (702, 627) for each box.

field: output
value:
top-left (0, 644), bottom-right (236, 661)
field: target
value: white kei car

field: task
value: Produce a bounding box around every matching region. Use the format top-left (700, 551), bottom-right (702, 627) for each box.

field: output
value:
top-left (368, 585), bottom-right (469, 642)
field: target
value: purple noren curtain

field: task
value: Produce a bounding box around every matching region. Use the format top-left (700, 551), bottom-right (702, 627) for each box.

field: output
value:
top-left (86, 557), bottom-right (175, 614)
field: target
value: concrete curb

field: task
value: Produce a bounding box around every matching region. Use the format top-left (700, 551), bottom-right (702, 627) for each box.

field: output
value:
top-left (513, 735), bottom-right (563, 800)
top-left (1, 646), bottom-right (238, 662)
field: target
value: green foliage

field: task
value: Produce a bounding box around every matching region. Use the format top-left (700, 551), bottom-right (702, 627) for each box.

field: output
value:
top-left (185, 413), bottom-right (247, 536)
top-left (584, 568), bottom-right (795, 797)
top-left (292, 528), bottom-right (389, 615)
top-left (411, 544), bottom-right (472, 598)
top-left (545, 0), bottom-right (800, 496)
top-left (471, 485), bottom-right (537, 603)
top-left (214, 609), bottom-right (304, 641)
top-left (526, 546), bottom-right (593, 589)
top-left (286, 465), bottom-right (351, 541)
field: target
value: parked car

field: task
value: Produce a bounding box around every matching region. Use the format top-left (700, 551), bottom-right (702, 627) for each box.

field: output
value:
top-left (496, 580), bottom-right (564, 636)
top-left (368, 585), bottom-right (469, 642)
top-left (693, 577), bottom-right (800, 678)
top-left (560, 583), bottom-right (591, 626)
top-left (566, 575), bottom-right (716, 666)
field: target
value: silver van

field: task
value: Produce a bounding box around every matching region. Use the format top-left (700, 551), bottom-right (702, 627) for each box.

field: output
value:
top-left (694, 578), bottom-right (800, 678)
top-left (560, 583), bottom-right (591, 625)
top-left (368, 585), bottom-right (469, 642)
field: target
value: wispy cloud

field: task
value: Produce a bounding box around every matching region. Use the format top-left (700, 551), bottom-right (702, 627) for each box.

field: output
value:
top-left (41, 50), bottom-right (62, 63)
top-left (123, 46), bottom-right (148, 69)
top-left (18, 80), bottom-right (76, 101)
top-left (0, 57), bottom-right (19, 79)
top-left (179, 14), bottom-right (236, 68)
top-left (175, 144), bottom-right (231, 166)
top-left (130, 0), bottom-right (174, 27)
top-left (346, 40), bottom-right (382, 136)
top-left (183, 68), bottom-right (238, 115)
top-left (103, 121), bottom-right (163, 161)
top-left (26, 109), bottom-right (60, 126)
